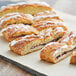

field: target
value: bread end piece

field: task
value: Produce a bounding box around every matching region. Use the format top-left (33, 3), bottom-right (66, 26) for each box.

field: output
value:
top-left (70, 51), bottom-right (76, 64)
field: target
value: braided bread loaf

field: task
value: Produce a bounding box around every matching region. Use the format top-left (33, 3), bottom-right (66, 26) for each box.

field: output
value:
top-left (0, 2), bottom-right (76, 64)
top-left (9, 27), bottom-right (65, 55)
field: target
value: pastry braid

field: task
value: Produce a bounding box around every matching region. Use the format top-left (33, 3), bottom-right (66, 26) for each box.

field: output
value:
top-left (9, 27), bottom-right (65, 55)
top-left (1, 1), bottom-right (75, 61)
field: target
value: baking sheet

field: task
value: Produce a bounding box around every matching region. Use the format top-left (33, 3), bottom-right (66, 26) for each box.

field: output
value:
top-left (0, 2), bottom-right (76, 76)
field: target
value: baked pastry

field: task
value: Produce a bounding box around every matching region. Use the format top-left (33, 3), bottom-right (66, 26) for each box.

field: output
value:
top-left (34, 11), bottom-right (63, 22)
top-left (1, 24), bottom-right (39, 41)
top-left (0, 12), bottom-right (33, 29)
top-left (53, 27), bottom-right (66, 39)
top-left (70, 51), bottom-right (76, 64)
top-left (0, 1), bottom-right (53, 17)
top-left (40, 42), bottom-right (76, 63)
top-left (38, 27), bottom-right (66, 43)
top-left (9, 27), bottom-right (65, 55)
top-left (9, 34), bottom-right (44, 55)
top-left (58, 31), bottom-right (76, 45)
top-left (0, 1), bottom-right (75, 60)
top-left (32, 11), bottom-right (67, 31)
top-left (32, 20), bottom-right (67, 31)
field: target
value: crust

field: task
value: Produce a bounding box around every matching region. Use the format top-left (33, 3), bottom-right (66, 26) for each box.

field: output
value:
top-left (40, 42), bottom-right (75, 63)
top-left (58, 31), bottom-right (76, 45)
top-left (2, 24), bottom-right (39, 41)
top-left (40, 42), bottom-right (64, 63)
top-left (32, 11), bottom-right (67, 31)
top-left (0, 2), bottom-right (53, 17)
top-left (34, 15), bottom-right (63, 22)
top-left (0, 13), bottom-right (33, 29)
top-left (38, 27), bottom-right (65, 43)
top-left (70, 51), bottom-right (76, 64)
top-left (32, 21), bottom-right (67, 31)
top-left (9, 35), bottom-right (44, 55)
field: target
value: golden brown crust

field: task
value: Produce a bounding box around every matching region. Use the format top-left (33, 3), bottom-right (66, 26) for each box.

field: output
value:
top-left (40, 42), bottom-right (75, 63)
top-left (0, 2), bottom-right (53, 17)
top-left (32, 21), bottom-right (67, 31)
top-left (40, 31), bottom-right (76, 63)
top-left (9, 27), bottom-right (66, 55)
top-left (9, 35), bottom-right (44, 55)
top-left (70, 51), bottom-right (76, 64)
top-left (38, 27), bottom-right (65, 41)
top-left (34, 11), bottom-right (63, 22)
top-left (32, 10), bottom-right (67, 31)
top-left (40, 42), bottom-right (65, 63)
top-left (58, 31), bottom-right (76, 45)
top-left (9, 38), bottom-right (36, 55)
top-left (2, 24), bottom-right (39, 41)
top-left (0, 13), bottom-right (33, 29)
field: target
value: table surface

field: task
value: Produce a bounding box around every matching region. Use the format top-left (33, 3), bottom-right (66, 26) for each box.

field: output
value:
top-left (0, 0), bottom-right (76, 76)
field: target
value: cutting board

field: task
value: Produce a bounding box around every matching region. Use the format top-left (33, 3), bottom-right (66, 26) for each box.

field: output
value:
top-left (0, 2), bottom-right (76, 76)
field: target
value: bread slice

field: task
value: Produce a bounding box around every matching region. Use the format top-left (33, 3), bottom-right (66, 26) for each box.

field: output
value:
top-left (0, 13), bottom-right (33, 29)
top-left (70, 51), bottom-right (76, 64)
top-left (0, 2), bottom-right (53, 17)
top-left (9, 35), bottom-right (44, 55)
top-left (40, 42), bottom-right (76, 63)
top-left (1, 24), bottom-right (39, 41)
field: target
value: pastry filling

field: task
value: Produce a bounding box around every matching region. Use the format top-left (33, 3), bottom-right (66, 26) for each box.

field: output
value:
top-left (56, 48), bottom-right (76, 60)
top-left (12, 35), bottom-right (26, 39)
